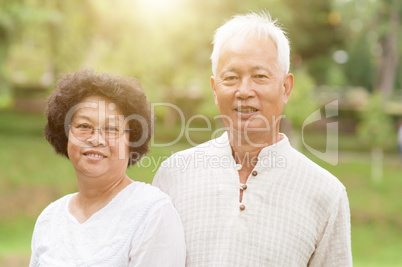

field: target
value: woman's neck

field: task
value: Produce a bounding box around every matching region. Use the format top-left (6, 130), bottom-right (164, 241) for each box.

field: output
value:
top-left (70, 173), bottom-right (132, 223)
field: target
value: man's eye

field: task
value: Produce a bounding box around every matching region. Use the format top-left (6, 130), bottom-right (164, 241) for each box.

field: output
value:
top-left (224, 76), bottom-right (237, 81)
top-left (255, 74), bottom-right (268, 79)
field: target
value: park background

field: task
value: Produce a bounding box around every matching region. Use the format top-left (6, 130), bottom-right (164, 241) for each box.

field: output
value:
top-left (0, 0), bottom-right (401, 266)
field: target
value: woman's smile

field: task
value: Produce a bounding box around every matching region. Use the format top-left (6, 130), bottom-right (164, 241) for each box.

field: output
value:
top-left (83, 150), bottom-right (108, 161)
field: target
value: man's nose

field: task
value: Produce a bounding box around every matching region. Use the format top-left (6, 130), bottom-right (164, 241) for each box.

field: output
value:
top-left (235, 77), bottom-right (255, 99)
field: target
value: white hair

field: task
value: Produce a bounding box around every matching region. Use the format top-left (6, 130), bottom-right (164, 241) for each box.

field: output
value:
top-left (210, 11), bottom-right (290, 76)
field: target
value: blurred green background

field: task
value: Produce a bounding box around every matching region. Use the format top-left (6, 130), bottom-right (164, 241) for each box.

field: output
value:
top-left (0, 0), bottom-right (401, 266)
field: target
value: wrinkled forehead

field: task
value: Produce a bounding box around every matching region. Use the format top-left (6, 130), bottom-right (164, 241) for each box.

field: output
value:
top-left (217, 34), bottom-right (279, 61)
top-left (216, 36), bottom-right (280, 70)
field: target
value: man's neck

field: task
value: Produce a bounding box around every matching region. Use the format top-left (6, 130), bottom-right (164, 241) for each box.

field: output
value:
top-left (228, 130), bottom-right (283, 184)
top-left (228, 129), bottom-right (283, 159)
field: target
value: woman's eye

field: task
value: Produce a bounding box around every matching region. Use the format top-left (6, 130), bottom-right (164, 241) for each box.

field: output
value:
top-left (105, 126), bottom-right (119, 132)
top-left (78, 124), bottom-right (91, 129)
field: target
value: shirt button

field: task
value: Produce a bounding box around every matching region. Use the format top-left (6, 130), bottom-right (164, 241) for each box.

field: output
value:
top-left (241, 184), bottom-right (247, 190)
top-left (252, 170), bottom-right (258, 176)
top-left (239, 204), bottom-right (246, 211)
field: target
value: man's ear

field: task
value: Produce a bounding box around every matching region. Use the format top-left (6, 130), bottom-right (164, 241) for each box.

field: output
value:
top-left (282, 73), bottom-right (294, 104)
top-left (210, 76), bottom-right (219, 106)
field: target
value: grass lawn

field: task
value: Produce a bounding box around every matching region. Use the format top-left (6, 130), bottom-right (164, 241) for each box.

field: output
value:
top-left (0, 110), bottom-right (401, 266)
top-left (315, 154), bottom-right (402, 267)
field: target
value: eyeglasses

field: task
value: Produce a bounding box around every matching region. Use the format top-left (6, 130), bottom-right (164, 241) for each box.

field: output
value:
top-left (68, 123), bottom-right (130, 140)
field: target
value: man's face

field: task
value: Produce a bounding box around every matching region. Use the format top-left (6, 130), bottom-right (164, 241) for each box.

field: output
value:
top-left (211, 37), bottom-right (293, 142)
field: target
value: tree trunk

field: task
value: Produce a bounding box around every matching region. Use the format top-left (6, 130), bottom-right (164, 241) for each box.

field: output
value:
top-left (374, 2), bottom-right (400, 100)
top-left (0, 25), bottom-right (10, 90)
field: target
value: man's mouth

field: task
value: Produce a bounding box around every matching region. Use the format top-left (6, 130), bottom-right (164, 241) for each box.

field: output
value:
top-left (235, 107), bottom-right (258, 114)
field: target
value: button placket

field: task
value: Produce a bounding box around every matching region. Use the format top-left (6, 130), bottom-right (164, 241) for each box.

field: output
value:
top-left (239, 169), bottom-right (260, 211)
top-left (240, 184), bottom-right (247, 190)
top-left (239, 184), bottom-right (246, 211)
top-left (239, 182), bottom-right (248, 209)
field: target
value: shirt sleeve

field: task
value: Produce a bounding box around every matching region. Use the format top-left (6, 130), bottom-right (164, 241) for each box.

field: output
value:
top-left (308, 190), bottom-right (353, 266)
top-left (151, 160), bottom-right (167, 191)
top-left (129, 200), bottom-right (186, 267)
top-left (29, 230), bottom-right (38, 267)
top-left (151, 166), bottom-right (162, 188)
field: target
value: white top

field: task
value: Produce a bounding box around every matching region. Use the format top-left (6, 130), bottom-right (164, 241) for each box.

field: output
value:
top-left (153, 132), bottom-right (352, 267)
top-left (30, 182), bottom-right (186, 267)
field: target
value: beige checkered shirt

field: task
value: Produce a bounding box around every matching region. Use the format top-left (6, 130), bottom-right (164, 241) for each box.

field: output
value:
top-left (153, 132), bottom-right (352, 266)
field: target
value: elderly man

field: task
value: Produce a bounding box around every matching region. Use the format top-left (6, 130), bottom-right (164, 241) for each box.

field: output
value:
top-left (153, 11), bottom-right (352, 266)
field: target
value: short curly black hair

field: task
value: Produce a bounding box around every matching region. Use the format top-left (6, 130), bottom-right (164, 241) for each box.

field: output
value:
top-left (45, 69), bottom-right (153, 166)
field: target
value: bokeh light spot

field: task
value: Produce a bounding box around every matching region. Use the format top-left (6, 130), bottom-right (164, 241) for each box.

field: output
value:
top-left (333, 50), bottom-right (349, 64)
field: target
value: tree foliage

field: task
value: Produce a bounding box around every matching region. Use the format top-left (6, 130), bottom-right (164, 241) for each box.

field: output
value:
top-left (356, 92), bottom-right (395, 182)
top-left (357, 93), bottom-right (394, 149)
top-left (0, 0), bottom-right (400, 107)
top-left (284, 68), bottom-right (318, 128)
top-left (333, 0), bottom-right (401, 95)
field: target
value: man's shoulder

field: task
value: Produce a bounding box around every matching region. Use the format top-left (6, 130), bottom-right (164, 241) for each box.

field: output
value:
top-left (164, 134), bottom-right (226, 162)
top-left (289, 147), bottom-right (345, 192)
top-left (153, 135), bottom-right (228, 186)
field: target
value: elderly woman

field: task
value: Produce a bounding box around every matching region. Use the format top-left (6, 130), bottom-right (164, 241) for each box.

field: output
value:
top-left (29, 69), bottom-right (186, 266)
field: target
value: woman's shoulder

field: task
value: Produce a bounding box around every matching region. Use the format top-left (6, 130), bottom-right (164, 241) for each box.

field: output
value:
top-left (35, 193), bottom-right (75, 225)
top-left (100, 182), bottom-right (176, 242)
top-left (124, 181), bottom-right (172, 209)
top-left (32, 193), bottom-right (76, 243)
top-left (107, 181), bottom-right (173, 218)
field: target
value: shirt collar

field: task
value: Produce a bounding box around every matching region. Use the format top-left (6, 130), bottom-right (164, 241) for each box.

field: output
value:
top-left (212, 131), bottom-right (292, 157)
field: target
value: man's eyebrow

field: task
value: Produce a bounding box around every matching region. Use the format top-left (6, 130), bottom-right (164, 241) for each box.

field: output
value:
top-left (221, 68), bottom-right (237, 74)
top-left (251, 65), bottom-right (276, 76)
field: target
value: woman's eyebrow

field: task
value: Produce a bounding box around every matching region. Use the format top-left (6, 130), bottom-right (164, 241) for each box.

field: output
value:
top-left (76, 115), bottom-right (91, 120)
top-left (73, 115), bottom-right (93, 122)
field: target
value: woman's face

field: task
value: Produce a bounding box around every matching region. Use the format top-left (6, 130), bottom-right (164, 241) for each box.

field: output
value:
top-left (67, 95), bottom-right (130, 180)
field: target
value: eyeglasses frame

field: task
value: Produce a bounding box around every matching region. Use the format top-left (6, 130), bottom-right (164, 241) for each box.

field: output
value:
top-left (68, 122), bottom-right (131, 139)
